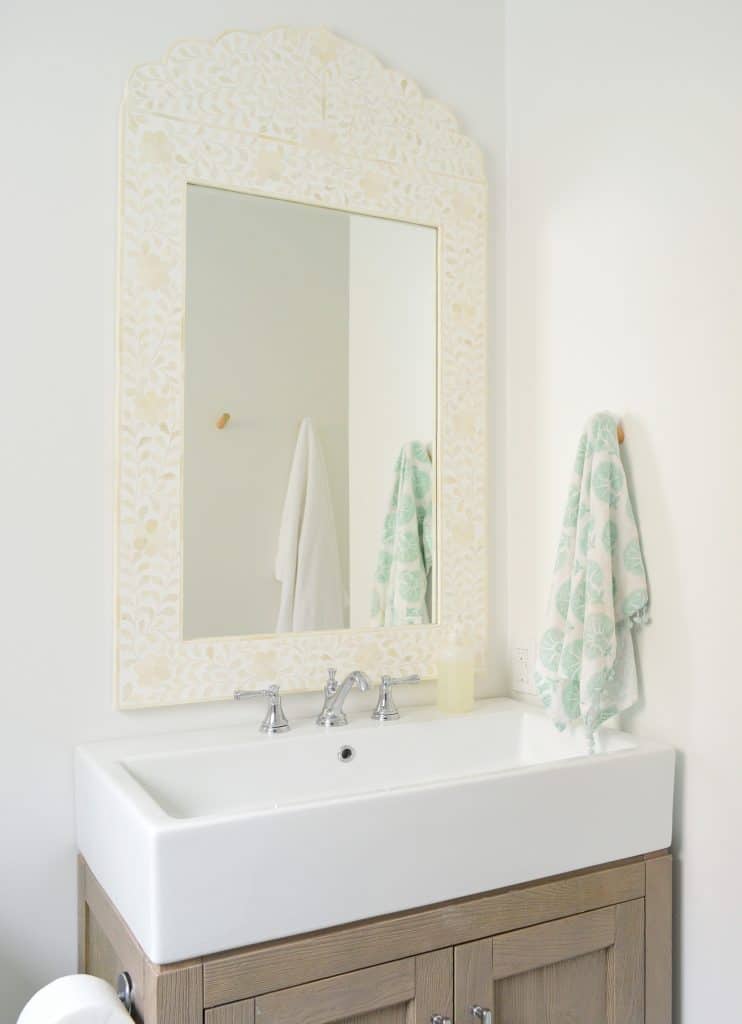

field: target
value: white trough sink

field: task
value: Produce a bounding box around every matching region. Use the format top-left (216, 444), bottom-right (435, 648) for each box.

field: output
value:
top-left (75, 698), bottom-right (674, 963)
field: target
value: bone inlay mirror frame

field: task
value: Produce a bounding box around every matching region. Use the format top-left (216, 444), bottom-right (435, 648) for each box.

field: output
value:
top-left (115, 27), bottom-right (486, 708)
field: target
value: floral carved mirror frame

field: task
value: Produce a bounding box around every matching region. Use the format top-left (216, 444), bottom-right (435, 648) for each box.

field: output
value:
top-left (115, 27), bottom-right (486, 708)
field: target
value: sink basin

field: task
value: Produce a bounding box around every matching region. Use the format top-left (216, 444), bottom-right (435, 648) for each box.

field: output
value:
top-left (75, 698), bottom-right (674, 963)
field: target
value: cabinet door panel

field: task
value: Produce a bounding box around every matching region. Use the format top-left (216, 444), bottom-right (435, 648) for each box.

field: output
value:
top-left (255, 959), bottom-right (413, 1024)
top-left (209, 998), bottom-right (407, 1024)
top-left (246, 949), bottom-right (452, 1024)
top-left (491, 905), bottom-right (616, 979)
top-left (344, 1008), bottom-right (408, 1024)
top-left (206, 1003), bottom-right (254, 1024)
top-left (496, 950), bottom-right (607, 1023)
top-left (455, 900), bottom-right (644, 1024)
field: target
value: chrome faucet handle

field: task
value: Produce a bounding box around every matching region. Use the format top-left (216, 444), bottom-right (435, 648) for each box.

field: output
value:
top-left (233, 684), bottom-right (290, 734)
top-left (316, 669), bottom-right (370, 727)
top-left (372, 674), bottom-right (421, 721)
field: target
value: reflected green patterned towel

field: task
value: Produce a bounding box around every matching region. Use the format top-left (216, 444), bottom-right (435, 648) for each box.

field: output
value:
top-left (535, 413), bottom-right (649, 745)
top-left (371, 442), bottom-right (433, 626)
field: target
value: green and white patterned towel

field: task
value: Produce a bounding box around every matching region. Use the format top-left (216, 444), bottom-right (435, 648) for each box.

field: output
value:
top-left (535, 412), bottom-right (649, 747)
top-left (371, 442), bottom-right (433, 626)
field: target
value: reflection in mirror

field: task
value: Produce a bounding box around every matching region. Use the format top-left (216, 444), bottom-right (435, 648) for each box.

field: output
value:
top-left (183, 185), bottom-right (437, 641)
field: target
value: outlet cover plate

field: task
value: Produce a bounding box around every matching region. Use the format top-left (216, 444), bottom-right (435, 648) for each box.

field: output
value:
top-left (512, 646), bottom-right (537, 695)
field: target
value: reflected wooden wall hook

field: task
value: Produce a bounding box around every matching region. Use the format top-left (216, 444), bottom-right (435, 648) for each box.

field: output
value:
top-left (617, 424), bottom-right (625, 445)
top-left (216, 412), bottom-right (231, 430)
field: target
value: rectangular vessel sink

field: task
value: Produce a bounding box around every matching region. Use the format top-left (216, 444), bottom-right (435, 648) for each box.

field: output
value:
top-left (75, 698), bottom-right (674, 963)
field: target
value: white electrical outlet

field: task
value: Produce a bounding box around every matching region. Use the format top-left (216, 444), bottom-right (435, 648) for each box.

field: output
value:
top-left (512, 645), bottom-right (537, 695)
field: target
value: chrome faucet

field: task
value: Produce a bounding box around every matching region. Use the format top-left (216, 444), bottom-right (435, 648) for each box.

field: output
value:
top-left (233, 684), bottom-right (290, 734)
top-left (372, 674), bottom-right (421, 721)
top-left (316, 668), bottom-right (370, 727)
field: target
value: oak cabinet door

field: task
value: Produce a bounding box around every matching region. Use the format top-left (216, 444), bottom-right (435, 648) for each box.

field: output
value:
top-left (207, 949), bottom-right (453, 1024)
top-left (454, 900), bottom-right (644, 1024)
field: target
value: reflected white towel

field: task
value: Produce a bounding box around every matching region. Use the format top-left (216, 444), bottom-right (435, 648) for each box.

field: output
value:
top-left (275, 417), bottom-right (344, 632)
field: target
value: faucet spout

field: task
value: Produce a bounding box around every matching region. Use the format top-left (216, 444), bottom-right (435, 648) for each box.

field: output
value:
top-left (316, 669), bottom-right (370, 727)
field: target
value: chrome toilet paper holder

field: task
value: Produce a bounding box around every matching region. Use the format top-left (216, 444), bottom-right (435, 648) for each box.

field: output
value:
top-left (116, 973), bottom-right (133, 1015)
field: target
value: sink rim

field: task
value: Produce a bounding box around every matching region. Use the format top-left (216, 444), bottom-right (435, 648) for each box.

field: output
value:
top-left (76, 698), bottom-right (672, 830)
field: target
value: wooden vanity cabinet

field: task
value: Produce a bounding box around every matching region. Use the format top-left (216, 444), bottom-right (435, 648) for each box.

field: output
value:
top-left (79, 852), bottom-right (671, 1024)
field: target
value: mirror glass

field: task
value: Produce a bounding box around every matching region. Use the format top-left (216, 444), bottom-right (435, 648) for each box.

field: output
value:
top-left (182, 185), bottom-right (437, 640)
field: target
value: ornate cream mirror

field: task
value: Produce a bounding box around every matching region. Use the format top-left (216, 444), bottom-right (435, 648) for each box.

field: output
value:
top-left (115, 28), bottom-right (486, 708)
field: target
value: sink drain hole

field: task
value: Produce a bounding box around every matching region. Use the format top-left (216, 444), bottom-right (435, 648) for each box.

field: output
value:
top-left (338, 745), bottom-right (356, 763)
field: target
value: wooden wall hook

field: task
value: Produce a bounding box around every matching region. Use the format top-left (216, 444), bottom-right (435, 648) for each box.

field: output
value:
top-left (216, 413), bottom-right (231, 430)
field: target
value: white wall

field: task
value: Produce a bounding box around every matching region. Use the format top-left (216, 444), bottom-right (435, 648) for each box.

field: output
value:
top-left (183, 187), bottom-right (350, 638)
top-left (0, 3), bottom-right (505, 1020)
top-left (505, 2), bottom-right (742, 1019)
top-left (347, 216), bottom-right (436, 627)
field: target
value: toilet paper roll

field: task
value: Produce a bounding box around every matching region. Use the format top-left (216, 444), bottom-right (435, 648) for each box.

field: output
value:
top-left (17, 974), bottom-right (132, 1024)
